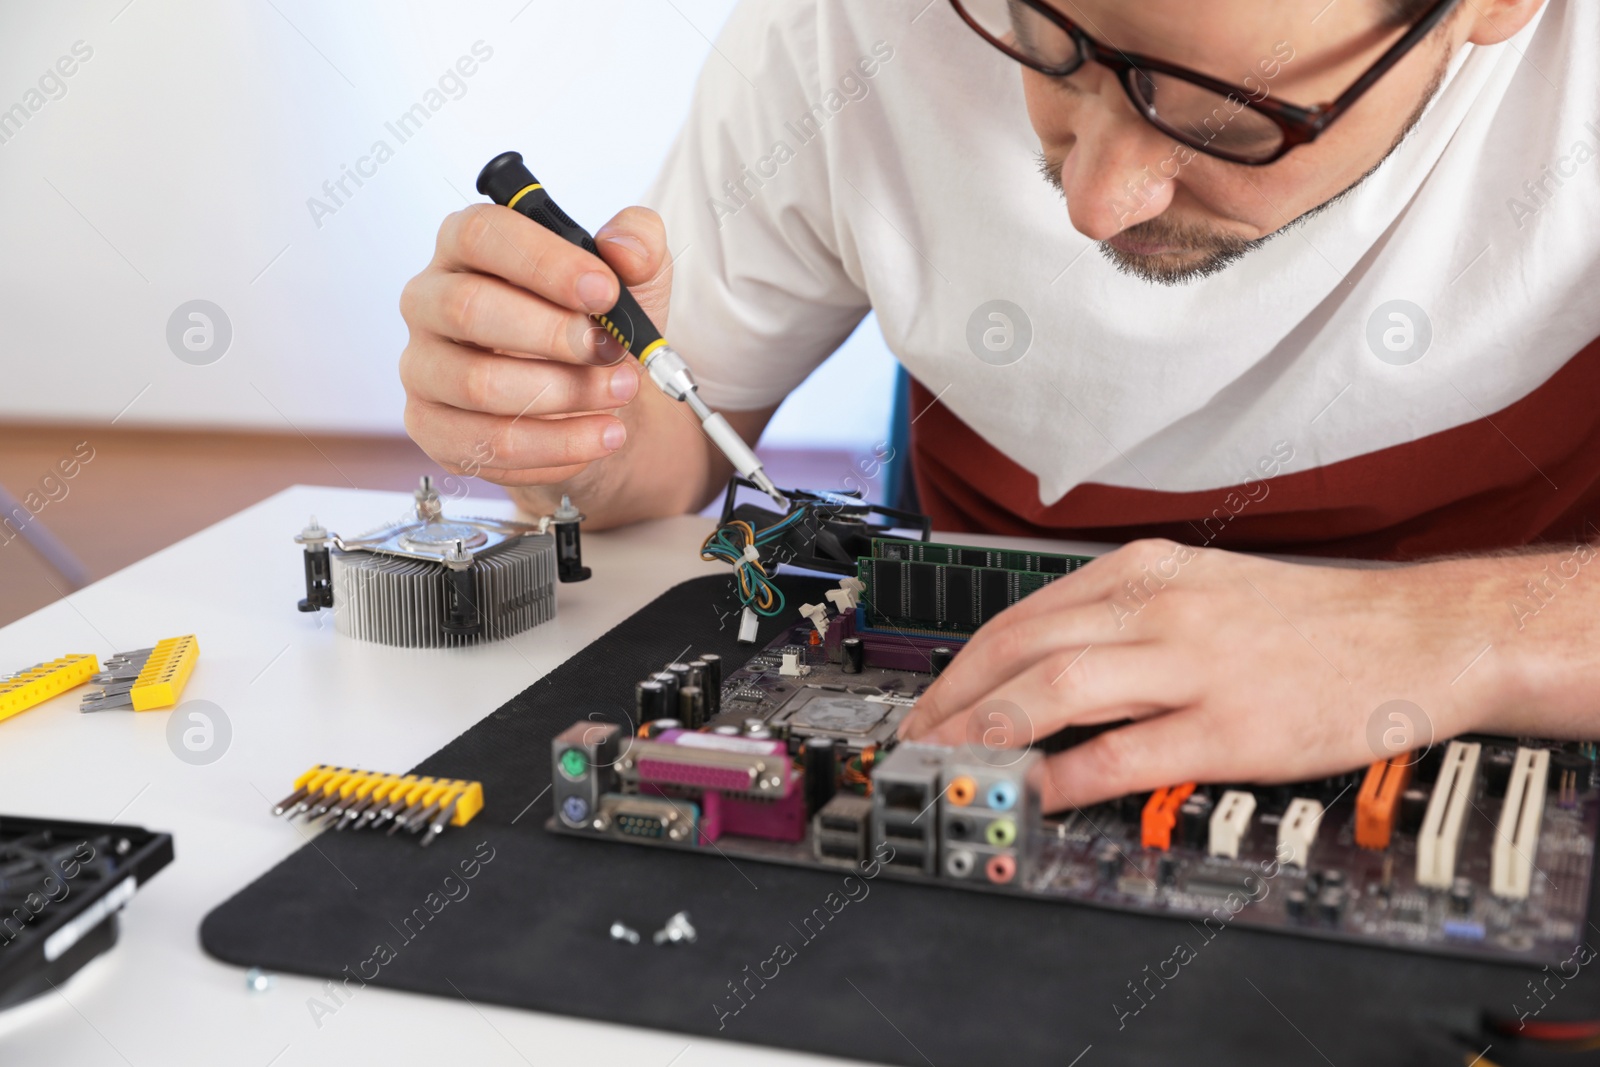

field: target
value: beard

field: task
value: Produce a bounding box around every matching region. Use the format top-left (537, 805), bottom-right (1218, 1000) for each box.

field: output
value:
top-left (1036, 55), bottom-right (1449, 286)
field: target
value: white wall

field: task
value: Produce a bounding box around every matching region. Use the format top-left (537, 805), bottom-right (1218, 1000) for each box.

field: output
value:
top-left (0, 0), bottom-right (897, 449)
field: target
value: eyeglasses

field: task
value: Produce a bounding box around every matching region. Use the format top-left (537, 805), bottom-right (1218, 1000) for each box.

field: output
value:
top-left (948, 0), bottom-right (1461, 165)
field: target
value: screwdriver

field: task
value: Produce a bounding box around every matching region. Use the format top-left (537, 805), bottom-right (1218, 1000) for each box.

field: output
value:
top-left (476, 151), bottom-right (787, 508)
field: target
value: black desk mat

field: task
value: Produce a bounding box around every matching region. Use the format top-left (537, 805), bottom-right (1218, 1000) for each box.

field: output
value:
top-left (202, 575), bottom-right (1597, 1066)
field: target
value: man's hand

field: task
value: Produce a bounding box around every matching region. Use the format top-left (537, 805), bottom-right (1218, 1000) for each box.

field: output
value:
top-left (896, 538), bottom-right (1586, 813)
top-left (400, 203), bottom-right (669, 488)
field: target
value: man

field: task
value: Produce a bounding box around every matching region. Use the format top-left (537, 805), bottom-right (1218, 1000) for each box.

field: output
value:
top-left (399, 0), bottom-right (1598, 811)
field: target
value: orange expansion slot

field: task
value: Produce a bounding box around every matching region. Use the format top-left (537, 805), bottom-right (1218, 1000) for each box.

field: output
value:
top-left (1355, 757), bottom-right (1413, 850)
top-left (1141, 782), bottom-right (1197, 851)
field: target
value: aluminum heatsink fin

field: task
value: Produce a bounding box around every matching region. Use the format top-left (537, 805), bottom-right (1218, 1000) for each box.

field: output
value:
top-left (329, 534), bottom-right (556, 648)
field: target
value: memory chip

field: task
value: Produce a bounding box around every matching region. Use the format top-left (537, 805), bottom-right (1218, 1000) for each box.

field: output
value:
top-left (906, 562), bottom-right (938, 621)
top-left (959, 549), bottom-right (989, 568)
top-left (944, 568), bottom-right (975, 627)
top-left (1039, 556), bottom-right (1068, 574)
top-left (872, 559), bottom-right (903, 615)
top-left (978, 569), bottom-right (1009, 625)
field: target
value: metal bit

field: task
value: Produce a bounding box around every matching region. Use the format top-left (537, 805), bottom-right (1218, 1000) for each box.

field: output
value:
top-left (419, 795), bottom-right (463, 848)
top-left (272, 786), bottom-right (310, 816)
top-left (610, 921), bottom-right (641, 945)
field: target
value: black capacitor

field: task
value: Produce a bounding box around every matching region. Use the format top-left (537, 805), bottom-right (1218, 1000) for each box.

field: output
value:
top-left (1449, 878), bottom-right (1474, 916)
top-left (666, 662), bottom-right (693, 694)
top-left (699, 654), bottom-right (723, 715)
top-left (678, 686), bottom-right (705, 729)
top-left (1285, 888), bottom-right (1308, 920)
top-left (652, 671), bottom-right (680, 710)
top-left (841, 637), bottom-right (864, 674)
top-left (1413, 745), bottom-right (1445, 786)
top-left (1319, 869), bottom-right (1345, 891)
top-left (1157, 854), bottom-right (1177, 887)
top-left (1178, 795), bottom-right (1213, 849)
top-left (1398, 786), bottom-right (1430, 833)
top-left (1095, 842), bottom-right (1122, 883)
top-left (686, 659), bottom-right (707, 691)
top-left (647, 718), bottom-right (681, 738)
top-left (930, 646), bottom-right (954, 676)
top-left (635, 680), bottom-right (669, 724)
top-left (805, 738), bottom-right (838, 813)
top-left (1481, 748), bottom-right (1515, 799)
top-left (1317, 887), bottom-right (1346, 924)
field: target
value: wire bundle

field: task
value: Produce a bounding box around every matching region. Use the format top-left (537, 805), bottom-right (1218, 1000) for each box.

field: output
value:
top-left (700, 507), bottom-right (808, 617)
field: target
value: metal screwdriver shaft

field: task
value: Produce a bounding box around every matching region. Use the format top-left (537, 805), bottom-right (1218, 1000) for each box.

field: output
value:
top-left (476, 151), bottom-right (787, 508)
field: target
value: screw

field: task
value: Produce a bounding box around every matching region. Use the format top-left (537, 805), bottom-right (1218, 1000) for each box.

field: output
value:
top-left (652, 910), bottom-right (697, 946)
top-left (245, 967), bottom-right (275, 993)
top-left (609, 921), bottom-right (641, 945)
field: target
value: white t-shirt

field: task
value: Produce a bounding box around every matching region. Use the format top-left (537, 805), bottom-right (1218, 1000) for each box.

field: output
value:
top-left (647, 0), bottom-right (1599, 513)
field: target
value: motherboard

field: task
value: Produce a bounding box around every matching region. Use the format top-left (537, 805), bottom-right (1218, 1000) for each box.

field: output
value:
top-left (548, 536), bottom-right (1599, 967)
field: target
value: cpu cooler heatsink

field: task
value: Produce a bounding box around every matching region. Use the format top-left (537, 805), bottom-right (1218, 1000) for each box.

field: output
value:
top-left (293, 478), bottom-right (564, 649)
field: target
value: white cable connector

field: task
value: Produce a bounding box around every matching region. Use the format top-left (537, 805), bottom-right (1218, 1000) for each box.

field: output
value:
top-left (798, 602), bottom-right (830, 641)
top-left (737, 607), bottom-right (760, 645)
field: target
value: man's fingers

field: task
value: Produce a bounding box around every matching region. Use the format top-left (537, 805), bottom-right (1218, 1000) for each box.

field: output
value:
top-left (986, 539), bottom-right (1199, 629)
top-left (917, 642), bottom-right (1193, 747)
top-left (1038, 710), bottom-right (1222, 812)
top-left (403, 398), bottom-right (625, 474)
top-left (400, 338), bottom-right (639, 418)
top-left (405, 271), bottom-right (612, 363)
top-left (435, 204), bottom-right (618, 314)
top-left (902, 605), bottom-right (1142, 738)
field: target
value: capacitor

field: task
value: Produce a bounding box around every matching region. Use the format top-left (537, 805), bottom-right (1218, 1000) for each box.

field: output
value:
top-left (1157, 854), bottom-right (1177, 887)
top-left (1480, 748), bottom-right (1515, 799)
top-left (647, 718), bottom-right (681, 738)
top-left (635, 680), bottom-right (669, 724)
top-left (666, 662), bottom-right (692, 689)
top-left (1178, 795), bottom-right (1213, 849)
top-left (1095, 842), bottom-right (1122, 883)
top-left (678, 686), bottom-right (705, 729)
top-left (1449, 878), bottom-right (1474, 916)
top-left (841, 637), bottom-right (864, 674)
top-left (742, 717), bottom-right (766, 735)
top-left (698, 654), bottom-right (723, 715)
top-left (1285, 888), bottom-right (1308, 920)
top-left (551, 494), bottom-right (591, 582)
top-left (929, 646), bottom-right (953, 676)
top-left (652, 671), bottom-right (680, 710)
top-left (746, 726), bottom-right (773, 740)
top-left (686, 659), bottom-right (708, 699)
top-left (712, 724), bottom-right (740, 736)
top-left (1398, 786), bottom-right (1430, 834)
top-left (1317, 887), bottom-right (1346, 924)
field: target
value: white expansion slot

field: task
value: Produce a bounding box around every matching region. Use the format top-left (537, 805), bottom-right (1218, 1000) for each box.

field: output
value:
top-left (1277, 798), bottom-right (1325, 867)
top-left (1416, 741), bottom-right (1482, 889)
top-left (1491, 746), bottom-right (1551, 900)
top-left (1208, 790), bottom-right (1256, 859)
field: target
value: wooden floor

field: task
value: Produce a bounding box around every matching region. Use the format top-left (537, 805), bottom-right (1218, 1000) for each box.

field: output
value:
top-left (0, 422), bottom-right (862, 631)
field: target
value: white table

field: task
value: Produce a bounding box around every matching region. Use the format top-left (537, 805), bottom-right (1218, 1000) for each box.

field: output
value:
top-left (0, 485), bottom-right (1109, 1067)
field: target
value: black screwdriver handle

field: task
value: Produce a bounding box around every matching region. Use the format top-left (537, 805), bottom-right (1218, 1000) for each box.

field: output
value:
top-left (477, 151), bottom-right (665, 364)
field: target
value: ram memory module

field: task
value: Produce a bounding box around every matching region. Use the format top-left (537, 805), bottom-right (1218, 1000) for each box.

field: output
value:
top-left (857, 540), bottom-right (1096, 638)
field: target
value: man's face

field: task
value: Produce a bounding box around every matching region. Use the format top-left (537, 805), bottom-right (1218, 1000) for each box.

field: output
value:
top-left (1023, 0), bottom-right (1462, 284)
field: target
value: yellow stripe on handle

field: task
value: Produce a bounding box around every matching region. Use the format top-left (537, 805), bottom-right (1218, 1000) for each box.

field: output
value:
top-left (505, 183), bottom-right (543, 211)
top-left (637, 338), bottom-right (668, 365)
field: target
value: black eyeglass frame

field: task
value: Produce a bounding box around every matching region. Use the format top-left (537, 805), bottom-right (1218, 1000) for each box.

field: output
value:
top-left (949, 0), bottom-right (1464, 165)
